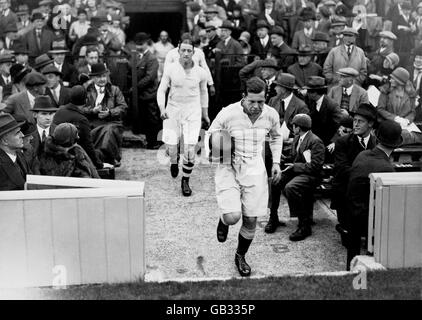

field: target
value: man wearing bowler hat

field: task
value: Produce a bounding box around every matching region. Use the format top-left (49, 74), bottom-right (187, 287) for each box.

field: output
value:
top-left (346, 119), bottom-right (403, 270)
top-left (0, 113), bottom-right (30, 190)
top-left (215, 20), bottom-right (244, 66)
top-left (331, 103), bottom-right (377, 247)
top-left (267, 114), bottom-right (325, 239)
top-left (30, 95), bottom-right (57, 157)
top-left (287, 45), bottom-right (322, 89)
top-left (259, 59), bottom-right (279, 103)
top-left (22, 12), bottom-right (55, 60)
top-left (268, 25), bottom-right (295, 72)
top-left (83, 62), bottom-right (127, 167)
top-left (323, 27), bottom-right (367, 86)
top-left (42, 64), bottom-right (71, 109)
top-left (312, 31), bottom-right (331, 68)
top-left (3, 71), bottom-right (47, 124)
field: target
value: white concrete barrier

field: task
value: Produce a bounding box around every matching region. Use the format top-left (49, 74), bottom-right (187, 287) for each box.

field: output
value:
top-left (368, 172), bottom-right (422, 268)
top-left (0, 175), bottom-right (145, 288)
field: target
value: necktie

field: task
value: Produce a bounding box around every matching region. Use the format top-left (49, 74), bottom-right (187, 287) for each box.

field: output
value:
top-left (52, 87), bottom-right (59, 103)
top-left (36, 30), bottom-right (41, 49)
top-left (360, 137), bottom-right (366, 149)
top-left (343, 88), bottom-right (348, 96)
top-left (280, 99), bottom-right (285, 113)
top-left (42, 130), bottom-right (46, 143)
top-left (296, 137), bottom-right (303, 152)
top-left (347, 46), bottom-right (352, 57)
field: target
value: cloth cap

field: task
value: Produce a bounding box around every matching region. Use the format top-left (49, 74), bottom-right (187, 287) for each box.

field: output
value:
top-left (292, 114), bottom-right (312, 130)
top-left (52, 123), bottom-right (78, 148)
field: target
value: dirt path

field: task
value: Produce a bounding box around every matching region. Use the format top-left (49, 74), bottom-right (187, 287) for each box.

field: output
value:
top-left (116, 148), bottom-right (347, 281)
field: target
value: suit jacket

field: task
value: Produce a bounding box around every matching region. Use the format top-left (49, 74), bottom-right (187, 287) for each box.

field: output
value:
top-left (135, 50), bottom-right (159, 100)
top-left (53, 103), bottom-right (103, 169)
top-left (0, 148), bottom-right (30, 191)
top-left (257, 9), bottom-right (283, 28)
top-left (23, 27), bottom-right (55, 58)
top-left (291, 29), bottom-right (315, 50)
top-left (392, 13), bottom-right (418, 54)
top-left (3, 91), bottom-right (34, 124)
top-left (251, 37), bottom-right (272, 59)
top-left (45, 85), bottom-right (72, 109)
top-left (275, 42), bottom-right (296, 72)
top-left (216, 37), bottom-right (244, 66)
top-left (60, 61), bottom-right (79, 87)
top-left (331, 133), bottom-right (377, 209)
top-left (287, 62), bottom-right (323, 88)
top-left (307, 95), bottom-right (343, 146)
top-left (269, 93), bottom-right (309, 132)
top-left (323, 45), bottom-right (367, 85)
top-left (217, 0), bottom-right (237, 15)
top-left (290, 130), bottom-right (325, 177)
top-left (377, 89), bottom-right (415, 122)
top-left (30, 124), bottom-right (56, 157)
top-left (0, 11), bottom-right (18, 38)
top-left (0, 75), bottom-right (12, 99)
top-left (327, 84), bottom-right (369, 113)
top-left (347, 147), bottom-right (394, 221)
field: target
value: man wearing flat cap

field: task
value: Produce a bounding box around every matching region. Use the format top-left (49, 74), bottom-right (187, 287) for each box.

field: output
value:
top-left (0, 113), bottom-right (31, 191)
top-left (368, 31), bottom-right (397, 76)
top-left (268, 113), bottom-right (325, 241)
top-left (331, 103), bottom-right (377, 247)
top-left (323, 27), bottom-right (367, 86)
top-left (346, 119), bottom-right (403, 270)
top-left (327, 67), bottom-right (369, 117)
top-left (3, 71), bottom-right (47, 124)
top-left (269, 25), bottom-right (295, 71)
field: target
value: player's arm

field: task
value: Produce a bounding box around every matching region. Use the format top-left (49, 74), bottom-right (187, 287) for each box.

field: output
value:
top-left (157, 67), bottom-right (171, 119)
top-left (199, 72), bottom-right (210, 126)
top-left (269, 112), bottom-right (283, 183)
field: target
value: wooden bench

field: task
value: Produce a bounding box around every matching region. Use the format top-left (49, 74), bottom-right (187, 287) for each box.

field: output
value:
top-left (392, 145), bottom-right (422, 162)
top-left (97, 167), bottom-right (115, 179)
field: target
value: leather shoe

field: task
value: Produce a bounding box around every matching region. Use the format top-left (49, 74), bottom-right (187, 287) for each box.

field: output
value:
top-left (289, 226), bottom-right (312, 241)
top-left (181, 178), bottom-right (192, 196)
top-left (264, 218), bottom-right (286, 233)
top-left (170, 164), bottom-right (179, 178)
top-left (335, 224), bottom-right (349, 247)
top-left (216, 218), bottom-right (229, 242)
top-left (235, 253), bottom-right (251, 277)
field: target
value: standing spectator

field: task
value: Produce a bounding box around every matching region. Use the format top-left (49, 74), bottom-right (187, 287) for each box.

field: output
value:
top-left (217, 0), bottom-right (237, 17)
top-left (328, 16), bottom-right (347, 48)
top-left (48, 41), bottom-right (78, 87)
top-left (203, 6), bottom-right (223, 29)
top-left (69, 8), bottom-right (91, 42)
top-left (312, 31), bottom-right (331, 68)
top-left (239, 0), bottom-right (261, 30)
top-left (287, 45), bottom-right (322, 89)
top-left (229, 4), bottom-right (248, 38)
top-left (0, 0), bottom-right (18, 38)
top-left (413, 2), bottom-right (422, 47)
top-left (16, 4), bottom-right (32, 37)
top-left (260, 59), bottom-right (279, 103)
top-left (291, 7), bottom-right (316, 50)
top-left (0, 53), bottom-right (13, 98)
top-left (215, 20), bottom-right (244, 66)
top-left (250, 19), bottom-right (271, 59)
top-left (3, 23), bottom-right (18, 51)
top-left (132, 32), bottom-right (161, 149)
top-left (42, 65), bottom-right (71, 109)
top-left (108, 14), bottom-right (125, 46)
top-left (85, 0), bottom-right (107, 20)
top-left (23, 12), bottom-right (55, 60)
top-left (0, 113), bottom-right (28, 191)
top-left (323, 27), bottom-right (368, 86)
top-left (268, 25), bottom-right (295, 71)
top-left (258, 0), bottom-right (283, 28)
top-left (154, 30), bottom-right (175, 82)
top-left (11, 42), bottom-right (30, 68)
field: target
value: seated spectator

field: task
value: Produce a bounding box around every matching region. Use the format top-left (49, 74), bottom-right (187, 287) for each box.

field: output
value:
top-left (377, 67), bottom-right (422, 145)
top-left (327, 67), bottom-right (369, 115)
top-left (48, 41), bottom-right (78, 87)
top-left (53, 85), bottom-right (107, 170)
top-left (42, 65), bottom-right (71, 109)
top-left (82, 62), bottom-right (127, 166)
top-left (30, 95), bottom-right (58, 157)
top-left (291, 7), bottom-right (317, 50)
top-left (3, 72), bottom-right (47, 124)
top-left (250, 19), bottom-right (271, 59)
top-left (287, 45), bottom-right (322, 89)
top-left (0, 113), bottom-right (29, 191)
top-left (39, 122), bottom-right (99, 178)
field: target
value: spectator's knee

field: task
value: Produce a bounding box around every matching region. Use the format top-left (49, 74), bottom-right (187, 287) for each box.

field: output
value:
top-left (222, 212), bottom-right (242, 225)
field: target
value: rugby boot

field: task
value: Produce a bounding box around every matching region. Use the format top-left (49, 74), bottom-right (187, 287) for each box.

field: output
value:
top-left (235, 253), bottom-right (251, 277)
top-left (181, 177), bottom-right (192, 196)
top-left (170, 163), bottom-right (179, 178)
top-left (216, 218), bottom-right (229, 242)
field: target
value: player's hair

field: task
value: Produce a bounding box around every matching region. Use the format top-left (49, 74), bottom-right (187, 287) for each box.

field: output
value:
top-left (308, 87), bottom-right (327, 95)
top-left (178, 33), bottom-right (195, 49)
top-left (245, 76), bottom-right (266, 95)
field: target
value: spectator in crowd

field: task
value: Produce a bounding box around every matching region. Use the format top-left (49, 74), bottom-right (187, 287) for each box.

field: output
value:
top-left (413, 2), bottom-right (422, 47)
top-left (38, 0), bottom-right (53, 21)
top-left (323, 27), bottom-right (367, 86)
top-left (411, 45), bottom-right (422, 111)
top-left (109, 14), bottom-right (125, 46)
top-left (250, 19), bottom-right (271, 59)
top-left (3, 23), bottom-right (19, 51)
top-left (3, 72), bottom-right (47, 124)
top-left (203, 24), bottom-right (220, 63)
top-left (76, 46), bottom-right (100, 82)
top-left (48, 41), bottom-right (78, 87)
top-left (367, 31), bottom-right (397, 76)
top-left (304, 76), bottom-right (343, 148)
top-left (331, 103), bottom-right (377, 247)
top-left (39, 122), bottom-right (100, 178)
top-left (86, 0), bottom-right (107, 21)
top-left (33, 53), bottom-right (54, 72)
top-left (328, 16), bottom-right (347, 48)
top-left (291, 7), bottom-right (316, 50)
top-left (53, 85), bottom-right (107, 170)
top-left (312, 31), bottom-right (331, 68)
top-left (346, 119), bottom-right (402, 270)
top-left (23, 12), bottom-right (55, 60)
top-left (0, 53), bottom-right (13, 98)
top-left (258, 0), bottom-right (283, 29)
top-left (287, 45), bottom-right (322, 89)
top-left (11, 41), bottom-right (30, 68)
top-left (259, 59), bottom-right (279, 103)
top-left (229, 4), bottom-right (248, 38)
top-left (4, 63), bottom-right (31, 99)
top-left (268, 113), bottom-right (325, 241)
top-left (69, 8), bottom-right (91, 42)
top-left (215, 20), bottom-right (244, 66)
top-left (0, 0), bottom-right (18, 38)
top-left (154, 30), bottom-right (175, 82)
top-left (16, 4), bottom-right (32, 37)
top-left (0, 113), bottom-right (29, 190)
top-left (83, 62), bottom-right (127, 167)
top-left (42, 65), bottom-right (71, 109)
top-left (217, 0), bottom-right (237, 18)
top-left (238, 31), bottom-right (252, 59)
top-left (132, 32), bottom-right (161, 149)
top-left (203, 6), bottom-right (223, 29)
top-left (327, 67), bottom-right (369, 116)
top-left (30, 95), bottom-right (57, 159)
top-left (269, 25), bottom-right (295, 71)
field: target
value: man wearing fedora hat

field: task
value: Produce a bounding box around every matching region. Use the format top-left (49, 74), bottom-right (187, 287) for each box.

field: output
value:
top-left (3, 71), bottom-right (47, 124)
top-left (16, 4), bottom-right (32, 37)
top-left (287, 45), bottom-right (322, 89)
top-left (215, 20), bottom-right (244, 66)
top-left (2, 63), bottom-right (31, 100)
top-left (10, 41), bottom-right (30, 67)
top-left (84, 62), bottom-right (127, 167)
top-left (0, 53), bottom-right (14, 97)
top-left (30, 95), bottom-right (58, 157)
top-left (269, 25), bottom-right (296, 71)
top-left (22, 11), bottom-right (55, 60)
top-left (42, 64), bottom-right (71, 109)
top-left (312, 31), bottom-right (331, 68)
top-left (331, 103), bottom-right (377, 247)
top-left (346, 119), bottom-right (402, 269)
top-left (327, 67), bottom-right (369, 116)
top-left (291, 7), bottom-right (317, 50)
top-left (48, 40), bottom-right (78, 87)
top-left (251, 19), bottom-right (271, 59)
top-left (0, 113), bottom-right (31, 191)
top-left (323, 27), bottom-right (368, 86)
top-left (32, 53), bottom-right (54, 72)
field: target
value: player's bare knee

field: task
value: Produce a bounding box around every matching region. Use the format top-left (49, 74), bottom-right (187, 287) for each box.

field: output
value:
top-left (240, 217), bottom-right (257, 239)
top-left (222, 212), bottom-right (242, 225)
